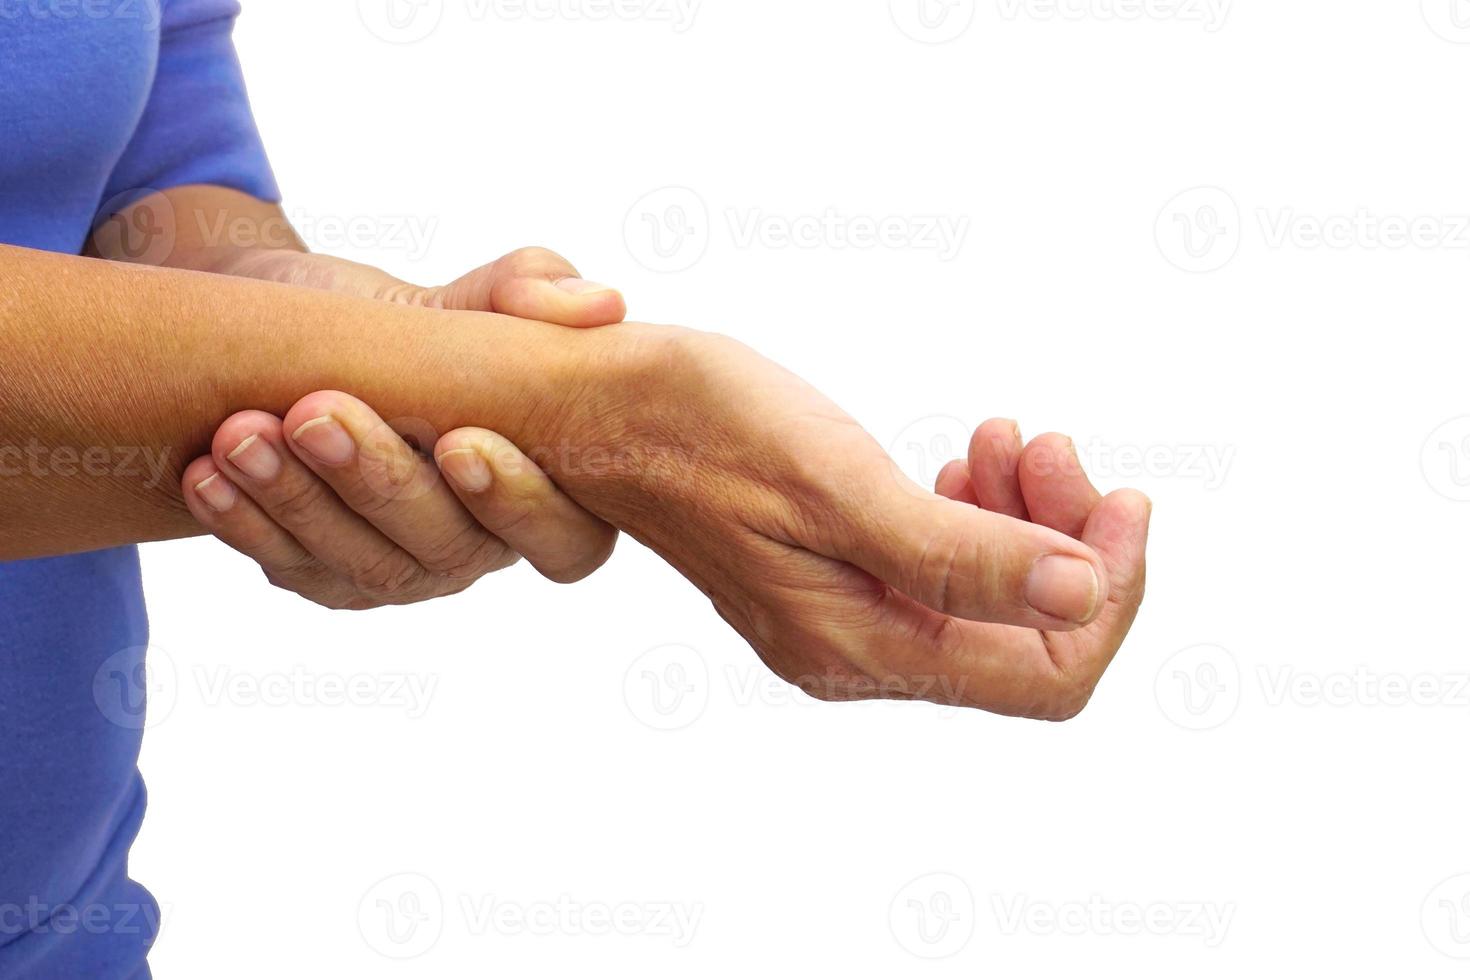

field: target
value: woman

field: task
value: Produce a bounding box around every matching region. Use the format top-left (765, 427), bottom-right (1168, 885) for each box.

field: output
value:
top-left (0, 2), bottom-right (1151, 975)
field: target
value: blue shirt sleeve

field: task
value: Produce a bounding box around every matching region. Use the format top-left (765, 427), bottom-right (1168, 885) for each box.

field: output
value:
top-left (101, 0), bottom-right (280, 210)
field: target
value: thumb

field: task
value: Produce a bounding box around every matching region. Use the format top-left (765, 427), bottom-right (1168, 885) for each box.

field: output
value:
top-left (829, 464), bottom-right (1111, 631)
top-left (427, 246), bottom-right (626, 327)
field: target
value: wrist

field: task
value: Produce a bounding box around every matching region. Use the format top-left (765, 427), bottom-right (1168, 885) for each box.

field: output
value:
top-left (492, 320), bottom-right (703, 506)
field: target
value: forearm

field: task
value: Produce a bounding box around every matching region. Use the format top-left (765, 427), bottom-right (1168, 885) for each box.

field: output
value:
top-left (89, 184), bottom-right (428, 303)
top-left (0, 243), bottom-right (600, 559)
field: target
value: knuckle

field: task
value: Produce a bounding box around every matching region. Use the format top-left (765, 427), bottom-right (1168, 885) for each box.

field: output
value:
top-left (1040, 675), bottom-right (1096, 723)
top-left (477, 496), bottom-right (539, 538)
top-left (776, 644), bottom-right (872, 704)
top-left (511, 245), bottom-right (561, 270)
top-left (916, 530), bottom-right (967, 613)
top-left (264, 478), bottom-right (333, 528)
top-left (423, 526), bottom-right (514, 580)
top-left (350, 550), bottom-right (428, 600)
top-left (264, 568), bottom-right (360, 611)
top-left (320, 593), bottom-right (374, 611)
top-left (355, 444), bottom-right (434, 511)
top-left (266, 554), bottom-right (321, 589)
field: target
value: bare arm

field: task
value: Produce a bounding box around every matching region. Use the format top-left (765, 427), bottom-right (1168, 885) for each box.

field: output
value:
top-left (0, 237), bottom-right (1148, 717)
top-left (76, 184), bottom-right (629, 603)
top-left (88, 184), bottom-right (625, 321)
top-left (0, 242), bottom-right (599, 559)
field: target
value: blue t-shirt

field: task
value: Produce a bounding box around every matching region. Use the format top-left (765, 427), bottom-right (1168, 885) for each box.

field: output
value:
top-left (0, 3), bottom-right (278, 976)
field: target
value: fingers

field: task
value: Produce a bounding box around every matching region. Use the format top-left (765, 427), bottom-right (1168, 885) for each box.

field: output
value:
top-left (208, 411), bottom-right (446, 596)
top-left (274, 393), bottom-right (518, 586)
top-left (833, 474), bottom-right (1110, 631)
top-left (430, 246), bottom-right (626, 327)
top-left (182, 454), bottom-right (346, 606)
top-left (1017, 433), bottom-right (1102, 538)
top-left (191, 391), bottom-right (614, 610)
top-left (1043, 489), bottom-right (1152, 685)
top-left (737, 537), bottom-right (1100, 720)
top-left (967, 419), bottom-right (1028, 519)
top-left (758, 489), bottom-right (1150, 719)
top-left (945, 424), bottom-right (1101, 538)
top-left (934, 459), bottom-right (978, 505)
top-left (435, 428), bottom-right (617, 584)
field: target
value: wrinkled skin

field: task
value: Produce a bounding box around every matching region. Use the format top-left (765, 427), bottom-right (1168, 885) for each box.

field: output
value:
top-left (517, 326), bottom-right (1151, 721)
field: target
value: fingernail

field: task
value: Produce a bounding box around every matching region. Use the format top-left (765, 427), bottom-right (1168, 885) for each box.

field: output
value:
top-left (194, 473), bottom-right (237, 512)
top-left (291, 416), bottom-right (355, 465)
top-left (1026, 555), bottom-right (1100, 624)
top-left (436, 447), bottom-right (492, 493)
top-left (555, 277), bottom-right (615, 296)
top-left (227, 434), bottom-right (281, 481)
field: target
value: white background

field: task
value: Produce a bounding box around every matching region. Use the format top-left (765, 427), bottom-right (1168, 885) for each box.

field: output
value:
top-left (131, 0), bottom-right (1470, 975)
